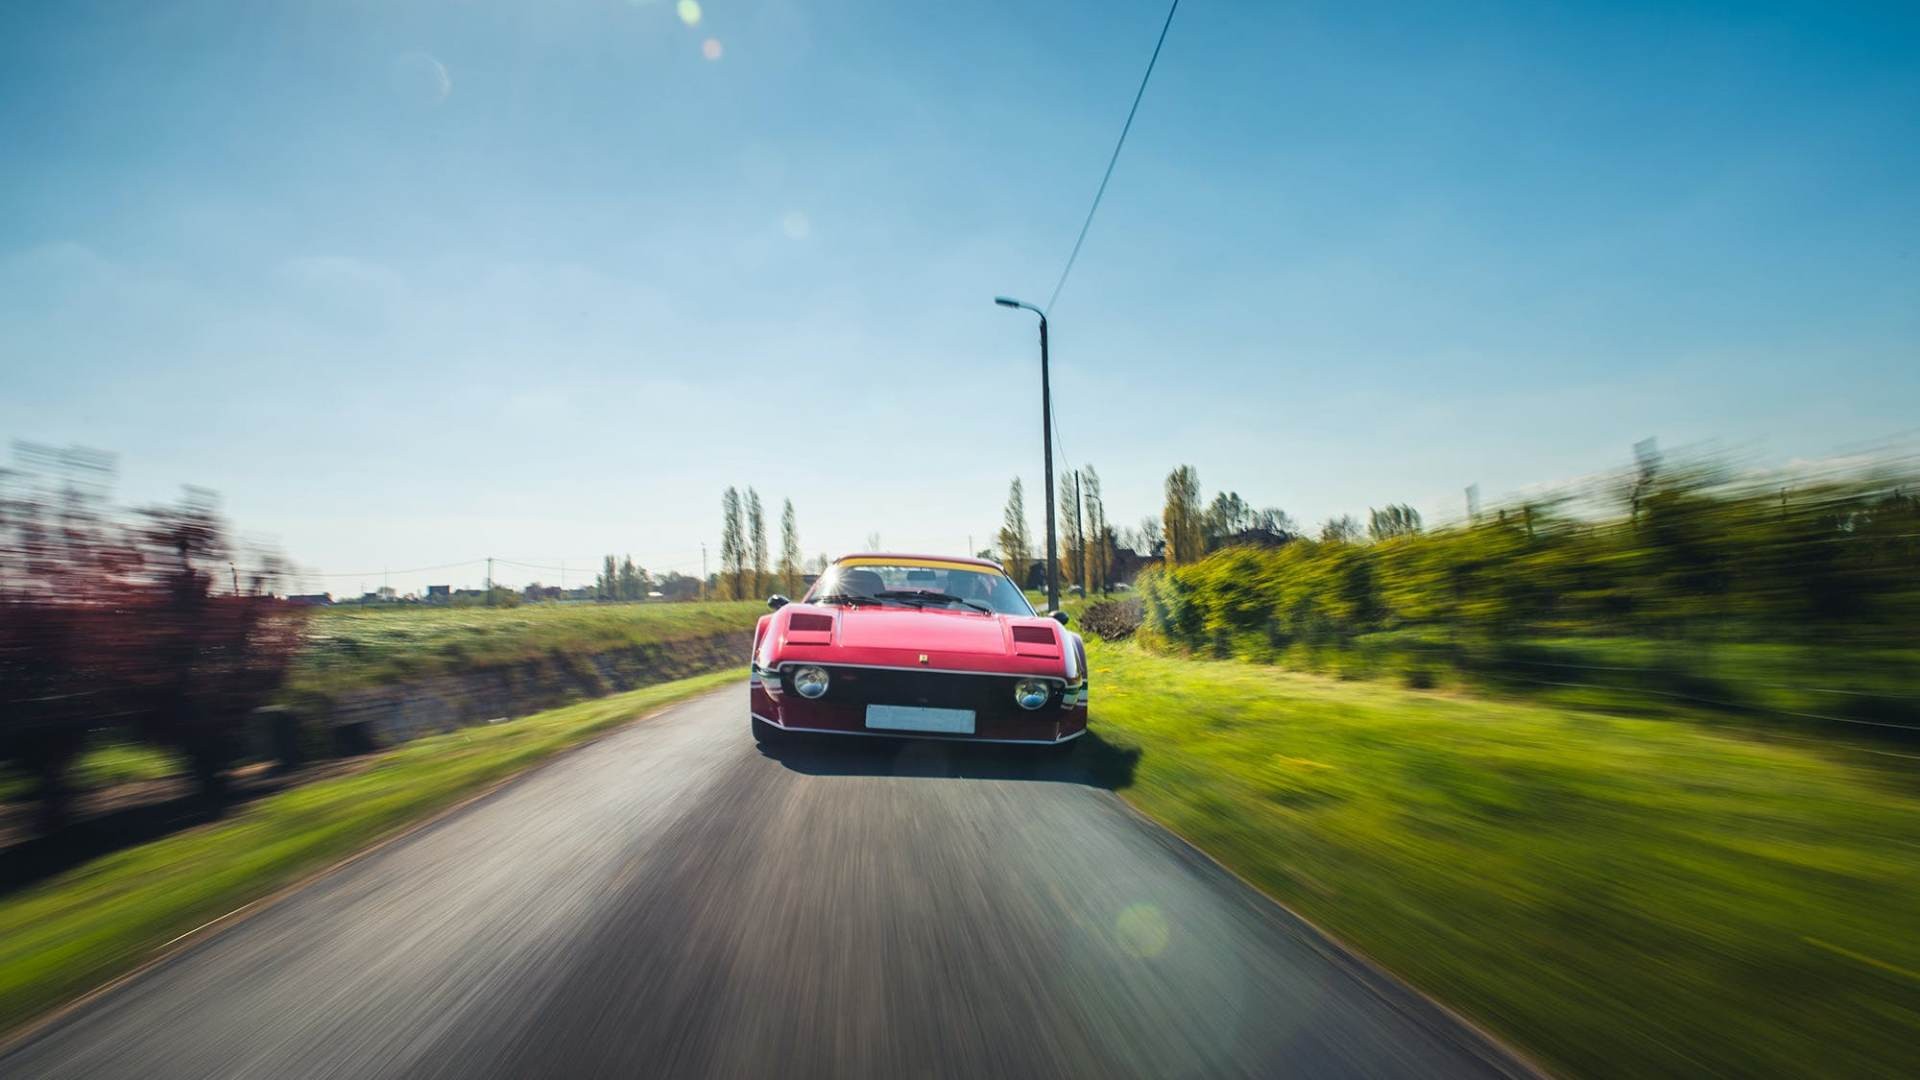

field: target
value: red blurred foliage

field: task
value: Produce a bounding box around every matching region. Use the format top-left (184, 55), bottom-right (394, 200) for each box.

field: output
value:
top-left (1, 446), bottom-right (304, 831)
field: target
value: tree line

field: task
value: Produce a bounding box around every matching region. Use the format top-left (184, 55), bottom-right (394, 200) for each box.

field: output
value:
top-left (1134, 454), bottom-right (1920, 661)
top-left (584, 557), bottom-right (703, 603)
top-left (715, 487), bottom-right (811, 600)
top-left (993, 467), bottom-right (1121, 594)
top-left (1, 449), bottom-right (303, 830)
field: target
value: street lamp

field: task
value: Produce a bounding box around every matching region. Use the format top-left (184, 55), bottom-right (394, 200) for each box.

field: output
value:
top-left (994, 296), bottom-right (1059, 612)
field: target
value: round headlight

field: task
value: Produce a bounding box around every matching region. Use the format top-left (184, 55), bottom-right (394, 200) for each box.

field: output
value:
top-left (1013, 679), bottom-right (1051, 710)
top-left (792, 665), bottom-right (831, 699)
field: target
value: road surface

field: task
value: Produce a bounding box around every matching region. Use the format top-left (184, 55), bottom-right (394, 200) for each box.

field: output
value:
top-left (4, 686), bottom-right (1534, 1079)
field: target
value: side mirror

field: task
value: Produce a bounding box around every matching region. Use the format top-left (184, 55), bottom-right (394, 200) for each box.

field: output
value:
top-left (1050, 609), bottom-right (1070, 626)
top-left (767, 595), bottom-right (790, 611)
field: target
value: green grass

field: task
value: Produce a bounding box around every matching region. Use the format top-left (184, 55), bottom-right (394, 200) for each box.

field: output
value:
top-left (0, 669), bottom-right (741, 1036)
top-left (1086, 639), bottom-right (1920, 1079)
top-left (1238, 628), bottom-right (1920, 735)
top-left (0, 740), bottom-right (185, 803)
top-left (290, 601), bottom-right (764, 695)
top-left (1, 602), bottom-right (764, 803)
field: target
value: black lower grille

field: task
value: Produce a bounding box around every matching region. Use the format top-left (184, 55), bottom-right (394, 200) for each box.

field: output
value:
top-left (783, 665), bottom-right (1059, 711)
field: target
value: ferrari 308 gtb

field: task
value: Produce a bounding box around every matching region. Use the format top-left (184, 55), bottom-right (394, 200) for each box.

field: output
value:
top-left (749, 554), bottom-right (1088, 746)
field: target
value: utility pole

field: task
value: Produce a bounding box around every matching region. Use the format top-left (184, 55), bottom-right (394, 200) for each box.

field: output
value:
top-left (485, 556), bottom-right (494, 606)
top-left (700, 543), bottom-right (708, 601)
top-left (993, 296), bottom-right (1058, 611)
top-left (230, 562), bottom-right (240, 595)
top-left (1039, 315), bottom-right (1057, 611)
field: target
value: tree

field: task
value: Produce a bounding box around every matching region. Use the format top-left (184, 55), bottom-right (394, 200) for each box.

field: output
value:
top-left (598, 555), bottom-right (618, 601)
top-left (719, 487), bottom-right (746, 600)
top-left (655, 570), bottom-right (701, 602)
top-left (122, 491), bottom-right (304, 805)
top-left (1083, 466), bottom-right (1109, 593)
top-left (747, 487), bottom-right (769, 598)
top-left (1319, 515), bottom-right (1362, 543)
top-left (618, 556), bottom-right (645, 600)
top-left (1059, 473), bottom-right (1084, 592)
top-left (1163, 466), bottom-right (1205, 564)
top-left (1132, 516), bottom-right (1165, 557)
top-left (778, 499), bottom-right (803, 597)
top-left (997, 478), bottom-right (1033, 588)
top-left (1204, 491), bottom-right (1253, 550)
top-left (1368, 504), bottom-right (1423, 542)
top-left (1255, 507), bottom-right (1298, 537)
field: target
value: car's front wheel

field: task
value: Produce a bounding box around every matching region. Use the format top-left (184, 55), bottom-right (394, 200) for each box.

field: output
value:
top-left (751, 715), bottom-right (782, 745)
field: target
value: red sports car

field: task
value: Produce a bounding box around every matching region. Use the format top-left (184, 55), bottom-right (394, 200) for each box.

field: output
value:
top-left (749, 554), bottom-right (1088, 746)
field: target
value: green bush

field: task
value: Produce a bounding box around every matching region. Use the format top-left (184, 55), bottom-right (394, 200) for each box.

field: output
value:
top-left (1142, 468), bottom-right (1920, 654)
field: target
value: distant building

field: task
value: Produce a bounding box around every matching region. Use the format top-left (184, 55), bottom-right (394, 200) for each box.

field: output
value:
top-left (523, 584), bottom-right (563, 602)
top-left (424, 585), bottom-right (451, 603)
top-left (1107, 546), bottom-right (1160, 585)
top-left (287, 593), bottom-right (333, 606)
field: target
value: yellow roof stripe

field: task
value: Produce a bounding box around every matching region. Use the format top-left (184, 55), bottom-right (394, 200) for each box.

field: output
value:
top-left (837, 556), bottom-right (1000, 576)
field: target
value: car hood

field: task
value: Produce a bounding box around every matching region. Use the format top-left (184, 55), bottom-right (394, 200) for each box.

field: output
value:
top-left (834, 607), bottom-right (1016, 655)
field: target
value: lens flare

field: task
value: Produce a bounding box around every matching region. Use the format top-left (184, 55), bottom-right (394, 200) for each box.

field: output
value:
top-left (390, 51), bottom-right (451, 107)
top-left (781, 211), bottom-right (810, 240)
top-left (1114, 903), bottom-right (1170, 958)
top-left (677, 0), bottom-right (701, 26)
top-left (702, 38), bottom-right (723, 61)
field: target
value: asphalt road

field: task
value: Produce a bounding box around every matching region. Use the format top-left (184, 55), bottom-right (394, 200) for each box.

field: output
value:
top-left (4, 687), bottom-right (1534, 1079)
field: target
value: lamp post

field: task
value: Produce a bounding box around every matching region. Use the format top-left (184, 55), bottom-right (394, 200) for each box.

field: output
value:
top-left (994, 296), bottom-right (1059, 612)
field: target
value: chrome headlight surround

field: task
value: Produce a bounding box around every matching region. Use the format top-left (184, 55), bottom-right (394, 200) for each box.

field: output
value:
top-left (791, 665), bottom-right (831, 699)
top-left (1013, 678), bottom-right (1052, 711)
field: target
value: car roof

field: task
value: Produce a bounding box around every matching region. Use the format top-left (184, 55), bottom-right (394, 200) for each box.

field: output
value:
top-left (834, 552), bottom-right (1006, 571)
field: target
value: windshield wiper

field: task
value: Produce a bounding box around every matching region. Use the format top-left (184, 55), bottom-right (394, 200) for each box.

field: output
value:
top-left (877, 590), bottom-right (992, 614)
top-left (812, 592), bottom-right (885, 607)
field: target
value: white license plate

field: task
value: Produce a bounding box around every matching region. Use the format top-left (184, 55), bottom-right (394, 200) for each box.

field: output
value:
top-left (865, 704), bottom-right (976, 734)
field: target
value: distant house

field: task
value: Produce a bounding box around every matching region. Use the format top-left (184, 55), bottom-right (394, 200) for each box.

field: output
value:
top-left (424, 585), bottom-right (451, 604)
top-left (1217, 527), bottom-right (1293, 550)
top-left (523, 584), bottom-right (563, 602)
top-left (287, 593), bottom-right (333, 606)
top-left (1107, 546), bottom-right (1160, 585)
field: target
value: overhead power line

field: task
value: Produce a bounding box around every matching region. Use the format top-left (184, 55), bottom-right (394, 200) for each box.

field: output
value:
top-left (299, 559), bottom-right (484, 579)
top-left (1046, 0), bottom-right (1181, 313)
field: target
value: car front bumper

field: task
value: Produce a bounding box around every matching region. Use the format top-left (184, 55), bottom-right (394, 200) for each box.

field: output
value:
top-left (750, 664), bottom-right (1087, 745)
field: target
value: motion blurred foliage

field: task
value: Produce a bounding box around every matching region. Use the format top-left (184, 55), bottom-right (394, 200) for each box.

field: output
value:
top-left (0, 446), bottom-right (302, 830)
top-left (1138, 456), bottom-right (1920, 721)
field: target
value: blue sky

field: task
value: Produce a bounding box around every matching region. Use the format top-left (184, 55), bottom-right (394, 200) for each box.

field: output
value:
top-left (3, 0), bottom-right (1916, 594)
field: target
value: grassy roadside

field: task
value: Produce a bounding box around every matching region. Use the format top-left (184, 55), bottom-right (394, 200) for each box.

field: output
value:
top-left (1085, 639), bottom-right (1920, 1078)
top-left (291, 601), bottom-right (764, 694)
top-left (0, 668), bottom-right (741, 1037)
top-left (0, 741), bottom-right (181, 803)
top-left (1, 602), bottom-right (764, 803)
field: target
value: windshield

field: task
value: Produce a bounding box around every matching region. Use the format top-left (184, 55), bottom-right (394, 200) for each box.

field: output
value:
top-left (807, 562), bottom-right (1034, 616)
